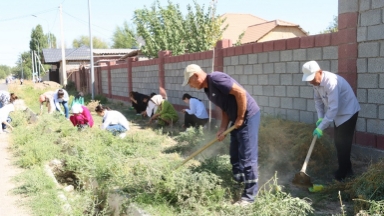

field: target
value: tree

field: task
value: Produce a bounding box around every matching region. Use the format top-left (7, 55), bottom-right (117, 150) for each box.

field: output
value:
top-left (0, 65), bottom-right (12, 79)
top-left (46, 33), bottom-right (57, 48)
top-left (14, 52), bottom-right (33, 79)
top-left (111, 21), bottom-right (138, 48)
top-left (72, 36), bottom-right (109, 48)
top-left (30, 25), bottom-right (48, 52)
top-left (132, 0), bottom-right (226, 58)
top-left (320, 16), bottom-right (338, 34)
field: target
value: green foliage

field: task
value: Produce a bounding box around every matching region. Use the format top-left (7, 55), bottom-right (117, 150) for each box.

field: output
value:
top-left (234, 31), bottom-right (245, 46)
top-left (13, 166), bottom-right (63, 215)
top-left (354, 199), bottom-right (384, 215)
top-left (47, 32), bottom-right (57, 48)
top-left (133, 0), bottom-right (226, 58)
top-left (14, 51), bottom-right (33, 79)
top-left (319, 16), bottom-right (338, 34)
top-left (10, 84), bottom-right (320, 215)
top-left (0, 64), bottom-right (12, 79)
top-left (30, 24), bottom-right (48, 52)
top-left (111, 21), bottom-right (138, 48)
top-left (72, 36), bottom-right (109, 48)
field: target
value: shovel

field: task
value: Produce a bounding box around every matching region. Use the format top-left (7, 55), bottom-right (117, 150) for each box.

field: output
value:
top-left (174, 125), bottom-right (236, 170)
top-left (292, 135), bottom-right (317, 187)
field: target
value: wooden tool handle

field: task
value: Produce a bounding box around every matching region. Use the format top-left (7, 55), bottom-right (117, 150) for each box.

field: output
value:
top-left (175, 125), bottom-right (236, 170)
top-left (300, 136), bottom-right (317, 173)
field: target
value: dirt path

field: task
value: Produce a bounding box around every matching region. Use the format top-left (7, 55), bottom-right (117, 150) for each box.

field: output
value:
top-left (0, 133), bottom-right (30, 216)
top-left (0, 83), bottom-right (30, 215)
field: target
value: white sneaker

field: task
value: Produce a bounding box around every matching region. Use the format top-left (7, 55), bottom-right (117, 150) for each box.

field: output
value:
top-left (119, 133), bottom-right (126, 139)
top-left (233, 200), bottom-right (252, 207)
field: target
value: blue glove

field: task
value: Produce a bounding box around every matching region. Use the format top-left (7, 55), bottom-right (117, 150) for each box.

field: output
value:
top-left (316, 118), bottom-right (323, 127)
top-left (313, 128), bottom-right (323, 139)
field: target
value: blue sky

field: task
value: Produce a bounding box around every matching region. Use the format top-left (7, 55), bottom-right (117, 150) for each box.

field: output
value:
top-left (0, 0), bottom-right (337, 67)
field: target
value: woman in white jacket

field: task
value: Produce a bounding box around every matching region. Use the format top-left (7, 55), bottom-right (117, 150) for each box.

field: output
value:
top-left (95, 104), bottom-right (129, 138)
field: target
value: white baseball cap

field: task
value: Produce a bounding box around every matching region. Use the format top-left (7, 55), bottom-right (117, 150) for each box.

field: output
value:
top-left (181, 64), bottom-right (202, 86)
top-left (71, 104), bottom-right (83, 114)
top-left (302, 61), bottom-right (321, 81)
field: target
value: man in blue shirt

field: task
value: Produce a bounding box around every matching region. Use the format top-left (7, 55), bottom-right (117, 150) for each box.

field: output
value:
top-left (182, 64), bottom-right (260, 206)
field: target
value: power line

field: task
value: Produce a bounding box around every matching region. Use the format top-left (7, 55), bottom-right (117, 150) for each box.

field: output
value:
top-left (62, 11), bottom-right (114, 35)
top-left (49, 9), bottom-right (60, 33)
top-left (0, 8), bottom-right (57, 22)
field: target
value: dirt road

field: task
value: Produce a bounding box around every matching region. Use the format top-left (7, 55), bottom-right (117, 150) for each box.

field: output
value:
top-left (0, 83), bottom-right (30, 215)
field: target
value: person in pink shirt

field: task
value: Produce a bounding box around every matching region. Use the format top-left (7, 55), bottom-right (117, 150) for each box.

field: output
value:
top-left (69, 104), bottom-right (94, 130)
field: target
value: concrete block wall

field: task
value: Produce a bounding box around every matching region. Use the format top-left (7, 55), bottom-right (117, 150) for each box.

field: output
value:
top-left (222, 41), bottom-right (338, 125)
top-left (131, 64), bottom-right (159, 96)
top-left (356, 0), bottom-right (384, 147)
top-left (101, 69), bottom-right (108, 95)
top-left (164, 57), bottom-right (213, 109)
top-left (111, 67), bottom-right (129, 97)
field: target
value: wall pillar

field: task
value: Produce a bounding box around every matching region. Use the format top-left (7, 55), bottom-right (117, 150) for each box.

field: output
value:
top-left (337, 0), bottom-right (359, 92)
top-left (127, 57), bottom-right (137, 98)
top-left (214, 39), bottom-right (232, 72)
top-left (158, 51), bottom-right (172, 98)
top-left (107, 61), bottom-right (112, 98)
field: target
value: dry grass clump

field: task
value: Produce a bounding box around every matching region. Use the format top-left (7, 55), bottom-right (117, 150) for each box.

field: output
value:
top-left (258, 116), bottom-right (336, 182)
top-left (86, 100), bottom-right (100, 113)
top-left (323, 161), bottom-right (384, 214)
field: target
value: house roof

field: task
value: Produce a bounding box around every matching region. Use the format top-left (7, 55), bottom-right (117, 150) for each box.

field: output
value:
top-left (42, 46), bottom-right (137, 63)
top-left (220, 13), bottom-right (267, 43)
top-left (241, 19), bottom-right (307, 44)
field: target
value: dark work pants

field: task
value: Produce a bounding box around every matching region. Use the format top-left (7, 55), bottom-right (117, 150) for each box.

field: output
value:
top-left (184, 113), bottom-right (208, 128)
top-left (333, 112), bottom-right (358, 177)
top-left (230, 111), bottom-right (260, 202)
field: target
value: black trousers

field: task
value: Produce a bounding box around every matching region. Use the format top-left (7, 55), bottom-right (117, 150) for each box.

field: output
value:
top-left (333, 112), bottom-right (358, 175)
top-left (184, 113), bottom-right (208, 128)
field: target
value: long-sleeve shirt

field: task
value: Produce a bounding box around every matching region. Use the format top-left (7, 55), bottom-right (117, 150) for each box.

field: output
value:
top-left (185, 98), bottom-right (208, 119)
top-left (101, 110), bottom-right (129, 131)
top-left (0, 104), bottom-right (14, 123)
top-left (53, 89), bottom-right (69, 113)
top-left (146, 100), bottom-right (158, 117)
top-left (313, 71), bottom-right (361, 130)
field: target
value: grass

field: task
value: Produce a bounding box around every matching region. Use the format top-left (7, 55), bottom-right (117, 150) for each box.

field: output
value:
top-left (7, 81), bottom-right (383, 215)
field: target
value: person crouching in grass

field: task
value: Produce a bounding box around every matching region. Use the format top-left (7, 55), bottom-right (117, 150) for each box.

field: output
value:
top-left (181, 93), bottom-right (209, 129)
top-left (69, 104), bottom-right (94, 131)
top-left (147, 95), bottom-right (178, 126)
top-left (95, 104), bottom-right (129, 138)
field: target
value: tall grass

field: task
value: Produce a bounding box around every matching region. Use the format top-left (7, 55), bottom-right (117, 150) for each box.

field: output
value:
top-left (7, 82), bottom-right (319, 215)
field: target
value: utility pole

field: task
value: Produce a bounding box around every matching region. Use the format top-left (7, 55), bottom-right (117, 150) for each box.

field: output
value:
top-left (88, 0), bottom-right (95, 99)
top-left (34, 51), bottom-right (38, 82)
top-left (59, 4), bottom-right (67, 86)
top-left (20, 55), bottom-right (24, 79)
top-left (208, 0), bottom-right (218, 130)
top-left (31, 51), bottom-right (35, 82)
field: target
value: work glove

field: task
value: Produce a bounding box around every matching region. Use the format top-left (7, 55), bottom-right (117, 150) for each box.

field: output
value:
top-left (313, 128), bottom-right (323, 139)
top-left (316, 118), bottom-right (323, 127)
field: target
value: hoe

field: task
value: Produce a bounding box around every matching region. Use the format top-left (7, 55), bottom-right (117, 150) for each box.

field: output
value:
top-left (175, 125), bottom-right (236, 170)
top-left (292, 136), bottom-right (317, 188)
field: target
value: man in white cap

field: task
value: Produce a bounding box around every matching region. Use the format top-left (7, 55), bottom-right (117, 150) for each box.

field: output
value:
top-left (182, 64), bottom-right (260, 206)
top-left (302, 60), bottom-right (360, 181)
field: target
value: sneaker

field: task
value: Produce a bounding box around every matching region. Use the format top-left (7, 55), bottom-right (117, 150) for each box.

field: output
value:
top-left (233, 200), bottom-right (252, 207)
top-left (119, 133), bottom-right (126, 139)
